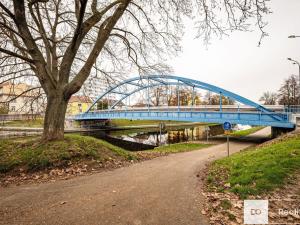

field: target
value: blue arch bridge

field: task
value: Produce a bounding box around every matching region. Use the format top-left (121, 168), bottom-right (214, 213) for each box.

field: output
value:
top-left (74, 75), bottom-right (297, 133)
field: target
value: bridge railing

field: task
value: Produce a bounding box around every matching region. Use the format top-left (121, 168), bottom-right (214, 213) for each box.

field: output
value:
top-left (74, 110), bottom-right (293, 128)
top-left (284, 105), bottom-right (300, 113)
top-left (88, 105), bottom-right (285, 113)
top-left (0, 113), bottom-right (43, 121)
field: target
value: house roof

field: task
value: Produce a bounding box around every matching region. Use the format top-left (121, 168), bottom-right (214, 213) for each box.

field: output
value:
top-left (0, 82), bottom-right (39, 97)
top-left (69, 96), bottom-right (92, 103)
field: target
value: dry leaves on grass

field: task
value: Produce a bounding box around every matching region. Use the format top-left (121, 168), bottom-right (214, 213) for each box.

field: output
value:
top-left (0, 150), bottom-right (171, 187)
top-left (200, 174), bottom-right (300, 225)
top-left (0, 158), bottom-right (134, 187)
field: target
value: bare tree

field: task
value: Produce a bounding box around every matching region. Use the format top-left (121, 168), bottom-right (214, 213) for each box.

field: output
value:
top-left (203, 92), bottom-right (235, 105)
top-left (150, 86), bottom-right (166, 107)
top-left (278, 75), bottom-right (299, 106)
top-left (259, 91), bottom-right (277, 105)
top-left (0, 0), bottom-right (270, 140)
top-left (167, 87), bottom-right (201, 106)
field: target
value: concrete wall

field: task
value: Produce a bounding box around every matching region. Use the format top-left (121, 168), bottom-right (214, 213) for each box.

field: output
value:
top-left (271, 126), bottom-right (295, 138)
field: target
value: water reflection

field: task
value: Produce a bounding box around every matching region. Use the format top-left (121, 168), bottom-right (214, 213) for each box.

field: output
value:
top-left (107, 126), bottom-right (221, 146)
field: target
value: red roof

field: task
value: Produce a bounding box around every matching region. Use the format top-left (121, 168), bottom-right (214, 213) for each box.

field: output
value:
top-left (69, 96), bottom-right (92, 103)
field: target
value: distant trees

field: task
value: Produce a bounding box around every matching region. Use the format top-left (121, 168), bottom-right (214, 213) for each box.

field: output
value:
top-left (0, 105), bottom-right (9, 114)
top-left (97, 100), bottom-right (109, 110)
top-left (278, 75), bottom-right (299, 105)
top-left (167, 87), bottom-right (201, 106)
top-left (259, 75), bottom-right (299, 106)
top-left (150, 87), bottom-right (166, 107)
top-left (149, 86), bottom-right (202, 107)
top-left (259, 91), bottom-right (277, 105)
top-left (147, 87), bottom-right (235, 107)
top-left (202, 92), bottom-right (235, 105)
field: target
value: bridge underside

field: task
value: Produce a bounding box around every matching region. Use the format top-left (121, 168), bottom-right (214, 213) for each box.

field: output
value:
top-left (75, 111), bottom-right (295, 128)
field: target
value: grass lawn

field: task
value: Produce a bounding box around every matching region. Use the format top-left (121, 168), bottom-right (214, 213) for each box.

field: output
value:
top-left (1, 118), bottom-right (202, 128)
top-left (0, 134), bottom-right (213, 174)
top-left (110, 119), bottom-right (189, 127)
top-left (207, 134), bottom-right (300, 198)
top-left (151, 142), bottom-right (212, 154)
top-left (0, 134), bottom-right (135, 173)
top-left (2, 118), bottom-right (44, 128)
top-left (229, 126), bottom-right (264, 137)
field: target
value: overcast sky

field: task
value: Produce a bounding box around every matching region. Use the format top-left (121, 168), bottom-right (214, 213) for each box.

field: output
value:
top-left (168, 0), bottom-right (300, 102)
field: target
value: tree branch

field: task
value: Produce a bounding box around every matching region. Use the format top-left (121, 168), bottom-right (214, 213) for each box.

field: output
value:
top-left (0, 47), bottom-right (34, 63)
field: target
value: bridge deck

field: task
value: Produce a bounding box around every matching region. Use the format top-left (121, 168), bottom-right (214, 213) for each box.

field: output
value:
top-left (74, 110), bottom-right (294, 128)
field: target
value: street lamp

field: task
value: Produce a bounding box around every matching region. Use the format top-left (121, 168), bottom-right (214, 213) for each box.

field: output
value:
top-left (288, 35), bottom-right (300, 38)
top-left (287, 57), bottom-right (300, 104)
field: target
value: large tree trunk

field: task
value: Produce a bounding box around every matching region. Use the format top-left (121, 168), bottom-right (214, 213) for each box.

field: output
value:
top-left (42, 93), bottom-right (69, 141)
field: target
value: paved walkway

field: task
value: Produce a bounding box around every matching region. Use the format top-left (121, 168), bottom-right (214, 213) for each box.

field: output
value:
top-left (0, 128), bottom-right (270, 225)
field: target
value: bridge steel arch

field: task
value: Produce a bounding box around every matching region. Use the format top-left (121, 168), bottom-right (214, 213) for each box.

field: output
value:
top-left (75, 75), bottom-right (294, 128)
top-left (87, 75), bottom-right (271, 113)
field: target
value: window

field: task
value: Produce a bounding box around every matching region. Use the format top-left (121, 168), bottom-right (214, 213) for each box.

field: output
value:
top-left (11, 106), bottom-right (15, 112)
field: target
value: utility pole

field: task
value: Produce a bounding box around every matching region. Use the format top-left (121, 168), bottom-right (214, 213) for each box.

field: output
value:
top-left (288, 35), bottom-right (300, 105)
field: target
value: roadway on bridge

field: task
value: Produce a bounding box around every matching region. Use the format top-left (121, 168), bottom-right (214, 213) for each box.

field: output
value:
top-left (0, 128), bottom-right (270, 225)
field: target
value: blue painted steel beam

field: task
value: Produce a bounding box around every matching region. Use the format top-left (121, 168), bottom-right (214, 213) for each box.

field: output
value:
top-left (86, 75), bottom-right (272, 114)
top-left (111, 91), bottom-right (127, 95)
top-left (108, 82), bottom-right (281, 122)
top-left (127, 82), bottom-right (145, 88)
top-left (74, 111), bottom-right (294, 128)
top-left (110, 82), bottom-right (187, 109)
top-left (79, 75), bottom-right (292, 126)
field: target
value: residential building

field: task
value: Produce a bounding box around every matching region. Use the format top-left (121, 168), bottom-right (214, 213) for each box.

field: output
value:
top-left (80, 77), bottom-right (106, 101)
top-left (0, 82), bottom-right (46, 114)
top-left (67, 96), bottom-right (92, 115)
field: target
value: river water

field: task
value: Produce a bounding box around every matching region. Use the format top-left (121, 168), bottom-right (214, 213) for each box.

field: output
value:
top-left (85, 124), bottom-right (225, 151)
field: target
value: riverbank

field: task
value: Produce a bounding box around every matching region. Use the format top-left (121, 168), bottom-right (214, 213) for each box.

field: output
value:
top-left (201, 130), bottom-right (300, 224)
top-left (1, 118), bottom-right (195, 127)
top-left (0, 134), bottom-right (211, 187)
top-left (0, 121), bottom-right (213, 141)
top-left (0, 121), bottom-right (209, 132)
top-left (1, 119), bottom-right (209, 131)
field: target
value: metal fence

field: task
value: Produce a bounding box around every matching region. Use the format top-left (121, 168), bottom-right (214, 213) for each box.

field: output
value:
top-left (0, 114), bottom-right (43, 121)
top-left (284, 105), bottom-right (300, 113)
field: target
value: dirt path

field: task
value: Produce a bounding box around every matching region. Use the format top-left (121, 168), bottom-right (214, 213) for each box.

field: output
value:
top-left (0, 128), bottom-right (270, 225)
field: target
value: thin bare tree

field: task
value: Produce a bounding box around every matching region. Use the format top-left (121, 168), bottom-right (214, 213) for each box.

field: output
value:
top-left (278, 75), bottom-right (299, 106)
top-left (0, 0), bottom-right (270, 140)
top-left (259, 91), bottom-right (277, 105)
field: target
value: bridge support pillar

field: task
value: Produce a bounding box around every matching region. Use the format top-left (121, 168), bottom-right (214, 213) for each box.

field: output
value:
top-left (271, 126), bottom-right (295, 138)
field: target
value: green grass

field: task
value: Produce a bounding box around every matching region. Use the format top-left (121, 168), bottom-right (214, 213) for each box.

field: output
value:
top-left (229, 126), bottom-right (264, 137)
top-left (151, 142), bottom-right (212, 153)
top-left (0, 135), bottom-right (213, 174)
top-left (207, 134), bottom-right (300, 198)
top-left (2, 118), bottom-right (44, 128)
top-left (0, 134), bottom-right (134, 173)
top-left (110, 119), bottom-right (189, 127)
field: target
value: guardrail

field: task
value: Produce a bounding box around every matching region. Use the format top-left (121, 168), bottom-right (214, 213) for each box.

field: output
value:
top-left (284, 105), bottom-right (300, 113)
top-left (0, 114), bottom-right (43, 121)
